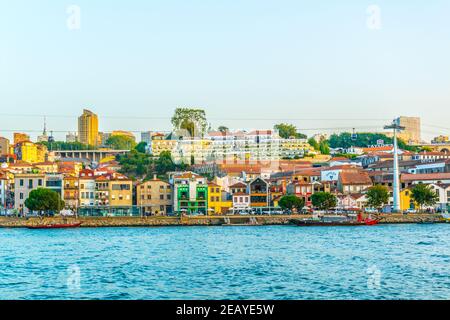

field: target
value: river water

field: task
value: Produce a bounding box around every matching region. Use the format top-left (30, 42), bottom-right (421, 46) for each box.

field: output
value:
top-left (1, 224), bottom-right (449, 299)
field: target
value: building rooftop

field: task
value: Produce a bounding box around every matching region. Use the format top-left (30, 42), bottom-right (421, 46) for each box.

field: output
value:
top-left (339, 170), bottom-right (372, 185)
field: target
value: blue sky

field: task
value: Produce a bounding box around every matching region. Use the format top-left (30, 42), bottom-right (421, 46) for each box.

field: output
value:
top-left (1, 0), bottom-right (450, 141)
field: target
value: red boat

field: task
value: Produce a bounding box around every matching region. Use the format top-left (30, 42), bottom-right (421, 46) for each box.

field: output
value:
top-left (357, 213), bottom-right (379, 226)
top-left (27, 222), bottom-right (82, 229)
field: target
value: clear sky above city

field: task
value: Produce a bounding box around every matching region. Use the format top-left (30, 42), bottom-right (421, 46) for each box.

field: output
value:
top-left (1, 0), bottom-right (449, 141)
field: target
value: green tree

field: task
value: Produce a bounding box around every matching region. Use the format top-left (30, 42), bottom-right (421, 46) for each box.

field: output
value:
top-left (328, 132), bottom-right (419, 152)
top-left (319, 140), bottom-right (330, 155)
top-left (274, 123), bottom-right (297, 139)
top-left (311, 192), bottom-right (337, 211)
top-left (171, 108), bottom-right (208, 137)
top-left (366, 185), bottom-right (390, 210)
top-left (274, 123), bottom-right (307, 139)
top-left (218, 126), bottom-right (229, 133)
top-left (38, 141), bottom-right (94, 151)
top-left (278, 195), bottom-right (305, 212)
top-left (308, 138), bottom-right (320, 151)
top-left (155, 151), bottom-right (176, 175)
top-left (117, 149), bottom-right (151, 178)
top-left (106, 135), bottom-right (137, 150)
top-left (135, 141), bottom-right (148, 153)
top-left (24, 188), bottom-right (65, 214)
top-left (411, 184), bottom-right (439, 212)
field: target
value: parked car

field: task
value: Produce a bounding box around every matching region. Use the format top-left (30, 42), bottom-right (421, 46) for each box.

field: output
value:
top-left (405, 208), bottom-right (417, 214)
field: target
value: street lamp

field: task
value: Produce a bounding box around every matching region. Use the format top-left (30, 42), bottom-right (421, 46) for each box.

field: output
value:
top-left (384, 120), bottom-right (405, 213)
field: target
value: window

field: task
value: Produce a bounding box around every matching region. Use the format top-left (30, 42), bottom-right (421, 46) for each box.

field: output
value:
top-left (216, 188), bottom-right (220, 193)
top-left (20, 193), bottom-right (23, 200)
top-left (28, 179), bottom-right (33, 189)
top-left (210, 196), bottom-right (214, 202)
top-left (147, 195), bottom-right (151, 200)
top-left (160, 194), bottom-right (164, 200)
top-left (167, 194), bottom-right (171, 200)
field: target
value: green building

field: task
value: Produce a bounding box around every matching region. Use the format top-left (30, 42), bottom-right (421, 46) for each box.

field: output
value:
top-left (173, 172), bottom-right (208, 214)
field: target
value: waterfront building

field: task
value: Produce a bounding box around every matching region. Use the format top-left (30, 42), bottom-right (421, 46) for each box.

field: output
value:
top-left (172, 172), bottom-right (208, 214)
top-left (229, 182), bottom-right (248, 194)
top-left (0, 137), bottom-right (10, 156)
top-left (136, 176), bottom-right (173, 215)
top-left (399, 188), bottom-right (416, 211)
top-left (45, 174), bottom-right (64, 197)
top-left (95, 174), bottom-right (133, 208)
top-left (63, 176), bottom-right (79, 209)
top-left (229, 182), bottom-right (250, 212)
top-left (428, 183), bottom-right (450, 212)
top-left (79, 169), bottom-right (96, 207)
top-left (14, 173), bottom-right (46, 214)
top-left (0, 172), bottom-right (6, 209)
top-left (249, 177), bottom-right (269, 207)
top-left (232, 191), bottom-right (250, 213)
top-left (207, 182), bottom-right (231, 214)
top-left (336, 193), bottom-right (367, 210)
top-left (78, 109), bottom-right (100, 146)
top-left (337, 170), bottom-right (372, 195)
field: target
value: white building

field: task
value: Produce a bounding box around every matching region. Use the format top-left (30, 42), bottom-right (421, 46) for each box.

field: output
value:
top-left (428, 184), bottom-right (450, 212)
top-left (0, 174), bottom-right (7, 210)
top-left (79, 170), bottom-right (96, 207)
top-left (14, 173), bottom-right (46, 214)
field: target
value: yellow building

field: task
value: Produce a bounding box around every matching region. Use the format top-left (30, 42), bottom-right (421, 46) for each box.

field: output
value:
top-left (95, 175), bottom-right (133, 207)
top-left (137, 176), bottom-right (172, 215)
top-left (111, 131), bottom-right (136, 141)
top-left (14, 133), bottom-right (30, 145)
top-left (78, 109), bottom-right (99, 146)
top-left (19, 141), bottom-right (38, 163)
top-left (208, 182), bottom-right (232, 214)
top-left (36, 144), bottom-right (48, 163)
top-left (400, 188), bottom-right (417, 211)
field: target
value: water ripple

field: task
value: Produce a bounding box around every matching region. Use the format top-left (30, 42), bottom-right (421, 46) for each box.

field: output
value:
top-left (0, 224), bottom-right (449, 299)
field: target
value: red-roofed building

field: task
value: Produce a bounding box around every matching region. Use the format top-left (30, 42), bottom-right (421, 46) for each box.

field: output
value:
top-left (338, 170), bottom-right (372, 194)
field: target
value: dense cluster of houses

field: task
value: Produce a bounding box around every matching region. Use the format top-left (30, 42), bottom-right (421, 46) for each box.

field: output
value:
top-left (1, 145), bottom-right (450, 216)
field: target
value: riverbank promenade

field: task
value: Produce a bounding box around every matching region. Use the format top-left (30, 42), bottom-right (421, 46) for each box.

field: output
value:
top-left (0, 213), bottom-right (445, 228)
